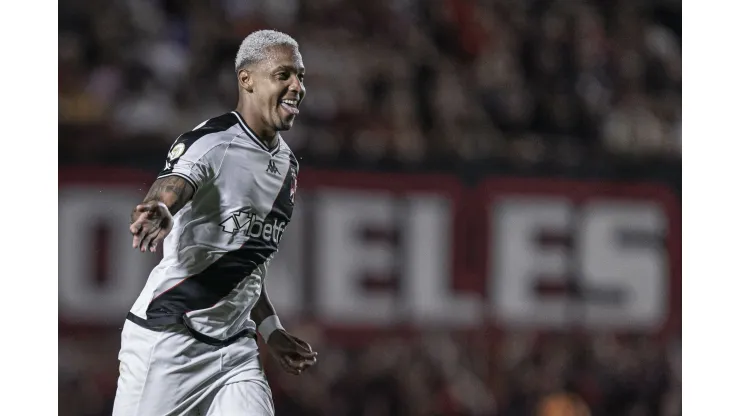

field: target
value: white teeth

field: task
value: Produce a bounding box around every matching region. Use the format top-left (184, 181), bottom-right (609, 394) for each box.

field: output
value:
top-left (282, 99), bottom-right (297, 106)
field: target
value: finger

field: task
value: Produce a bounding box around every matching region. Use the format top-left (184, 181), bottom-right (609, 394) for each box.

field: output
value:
top-left (148, 237), bottom-right (159, 253)
top-left (291, 337), bottom-right (313, 352)
top-left (135, 202), bottom-right (158, 213)
top-left (299, 357), bottom-right (317, 370)
top-left (137, 222), bottom-right (158, 250)
top-left (277, 358), bottom-right (290, 373)
top-left (150, 226), bottom-right (171, 252)
top-left (293, 348), bottom-right (317, 359)
top-left (130, 217), bottom-right (147, 236)
top-left (289, 354), bottom-right (316, 372)
top-left (280, 357), bottom-right (301, 375)
top-left (140, 225), bottom-right (160, 252)
top-left (295, 359), bottom-right (316, 375)
top-left (132, 224), bottom-right (150, 249)
top-left (151, 219), bottom-right (174, 252)
top-left (130, 212), bottom-right (150, 236)
top-left (284, 355), bottom-right (309, 373)
top-left (148, 229), bottom-right (165, 252)
top-left (134, 224), bottom-right (152, 249)
top-left (130, 222), bottom-right (141, 235)
top-left (284, 355), bottom-right (302, 368)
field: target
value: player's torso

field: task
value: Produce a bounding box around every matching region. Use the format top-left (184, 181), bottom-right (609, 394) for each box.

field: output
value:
top-left (131, 113), bottom-right (298, 340)
top-left (175, 140), bottom-right (298, 337)
top-left (208, 139), bottom-right (296, 253)
top-left (168, 136), bottom-right (297, 271)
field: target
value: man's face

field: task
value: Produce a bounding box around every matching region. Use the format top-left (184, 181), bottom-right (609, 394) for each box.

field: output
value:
top-left (247, 45), bottom-right (306, 132)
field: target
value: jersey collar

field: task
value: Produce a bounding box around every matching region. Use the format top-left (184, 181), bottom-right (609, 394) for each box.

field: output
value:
top-left (231, 111), bottom-right (281, 155)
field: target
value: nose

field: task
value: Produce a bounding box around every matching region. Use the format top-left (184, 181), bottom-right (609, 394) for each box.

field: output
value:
top-left (289, 75), bottom-right (304, 97)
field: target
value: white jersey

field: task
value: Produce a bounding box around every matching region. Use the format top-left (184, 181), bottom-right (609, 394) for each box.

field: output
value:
top-left (128, 111), bottom-right (299, 342)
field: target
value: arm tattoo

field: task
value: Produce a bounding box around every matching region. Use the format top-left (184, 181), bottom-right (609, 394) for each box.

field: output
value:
top-left (131, 176), bottom-right (195, 222)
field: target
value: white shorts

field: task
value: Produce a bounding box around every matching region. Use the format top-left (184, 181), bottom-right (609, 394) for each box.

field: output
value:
top-left (112, 319), bottom-right (274, 416)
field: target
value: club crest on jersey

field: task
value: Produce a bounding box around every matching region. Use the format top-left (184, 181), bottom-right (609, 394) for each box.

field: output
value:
top-left (289, 169), bottom-right (298, 204)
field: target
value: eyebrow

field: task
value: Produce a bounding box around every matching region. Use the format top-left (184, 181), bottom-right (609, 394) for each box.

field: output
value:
top-left (275, 65), bottom-right (305, 73)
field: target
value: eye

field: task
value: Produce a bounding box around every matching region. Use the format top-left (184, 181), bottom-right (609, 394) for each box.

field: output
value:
top-left (298, 73), bottom-right (305, 82)
top-left (277, 72), bottom-right (290, 81)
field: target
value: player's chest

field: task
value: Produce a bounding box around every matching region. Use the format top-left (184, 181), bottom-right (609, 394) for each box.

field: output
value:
top-left (217, 148), bottom-right (296, 219)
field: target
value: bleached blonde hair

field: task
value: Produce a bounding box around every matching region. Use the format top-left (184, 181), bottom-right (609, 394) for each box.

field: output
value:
top-left (234, 30), bottom-right (300, 73)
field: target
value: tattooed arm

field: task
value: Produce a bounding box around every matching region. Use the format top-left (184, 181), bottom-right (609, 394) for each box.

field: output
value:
top-left (129, 175), bottom-right (195, 252)
top-left (130, 176), bottom-right (195, 223)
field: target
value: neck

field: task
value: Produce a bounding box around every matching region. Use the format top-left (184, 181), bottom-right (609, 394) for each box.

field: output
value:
top-left (235, 101), bottom-right (278, 148)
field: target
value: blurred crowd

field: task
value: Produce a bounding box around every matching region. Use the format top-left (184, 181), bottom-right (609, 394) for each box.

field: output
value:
top-left (269, 327), bottom-right (682, 416)
top-left (60, 326), bottom-right (681, 416)
top-left (59, 0), bottom-right (681, 415)
top-left (59, 0), bottom-right (681, 170)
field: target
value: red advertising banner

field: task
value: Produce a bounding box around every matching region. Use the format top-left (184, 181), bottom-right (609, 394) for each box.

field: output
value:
top-left (59, 168), bottom-right (680, 339)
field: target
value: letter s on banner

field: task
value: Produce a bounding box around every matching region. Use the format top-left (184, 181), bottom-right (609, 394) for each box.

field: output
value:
top-left (482, 179), bottom-right (676, 333)
top-left (576, 201), bottom-right (668, 330)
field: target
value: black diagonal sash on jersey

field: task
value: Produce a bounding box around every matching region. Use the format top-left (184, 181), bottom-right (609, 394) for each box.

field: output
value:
top-left (143, 151), bottom-right (298, 328)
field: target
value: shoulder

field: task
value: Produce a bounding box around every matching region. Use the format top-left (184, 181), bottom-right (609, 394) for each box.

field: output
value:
top-left (168, 113), bottom-right (241, 159)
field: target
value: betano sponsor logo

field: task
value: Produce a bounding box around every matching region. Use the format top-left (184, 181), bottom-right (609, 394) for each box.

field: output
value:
top-left (219, 209), bottom-right (287, 244)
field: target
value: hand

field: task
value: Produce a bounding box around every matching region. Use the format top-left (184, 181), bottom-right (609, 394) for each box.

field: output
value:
top-left (266, 329), bottom-right (318, 375)
top-left (129, 201), bottom-right (174, 253)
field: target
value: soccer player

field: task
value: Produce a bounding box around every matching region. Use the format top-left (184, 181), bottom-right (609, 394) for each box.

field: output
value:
top-left (112, 30), bottom-right (316, 416)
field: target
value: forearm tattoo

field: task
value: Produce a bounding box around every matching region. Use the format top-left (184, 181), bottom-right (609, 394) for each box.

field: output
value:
top-left (131, 176), bottom-right (195, 222)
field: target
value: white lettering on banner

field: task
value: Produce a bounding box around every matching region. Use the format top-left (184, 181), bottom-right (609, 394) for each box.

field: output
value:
top-left (489, 198), bottom-right (573, 327)
top-left (59, 188), bottom-right (156, 323)
top-left (57, 177), bottom-right (675, 333)
top-left (576, 201), bottom-right (667, 329)
top-left (315, 191), bottom-right (397, 324)
top-left (488, 198), bottom-right (668, 330)
top-left (402, 195), bottom-right (482, 326)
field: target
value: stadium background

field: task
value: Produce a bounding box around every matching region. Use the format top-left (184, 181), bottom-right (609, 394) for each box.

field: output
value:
top-left (58, 0), bottom-right (681, 415)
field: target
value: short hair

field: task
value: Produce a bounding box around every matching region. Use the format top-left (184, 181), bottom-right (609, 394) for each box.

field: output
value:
top-left (234, 30), bottom-right (300, 73)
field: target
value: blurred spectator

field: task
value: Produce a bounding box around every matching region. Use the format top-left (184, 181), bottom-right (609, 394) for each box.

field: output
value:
top-left (536, 393), bottom-right (591, 416)
top-left (59, 0), bottom-right (681, 171)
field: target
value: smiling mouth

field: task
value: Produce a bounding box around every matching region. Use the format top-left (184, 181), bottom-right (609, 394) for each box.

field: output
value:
top-left (279, 99), bottom-right (299, 115)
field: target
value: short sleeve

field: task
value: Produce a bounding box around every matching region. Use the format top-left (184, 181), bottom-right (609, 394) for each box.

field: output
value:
top-left (158, 131), bottom-right (226, 192)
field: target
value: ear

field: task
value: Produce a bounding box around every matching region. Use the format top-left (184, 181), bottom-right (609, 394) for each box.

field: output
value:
top-left (238, 68), bottom-right (254, 93)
